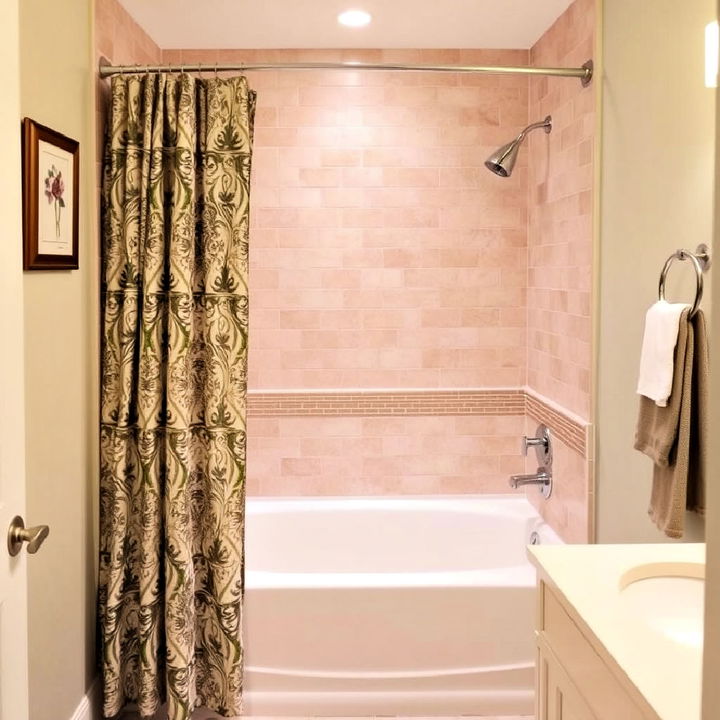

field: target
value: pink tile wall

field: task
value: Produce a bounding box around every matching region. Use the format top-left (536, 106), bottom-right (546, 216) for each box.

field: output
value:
top-left (246, 414), bottom-right (526, 496)
top-left (96, 0), bottom-right (162, 66)
top-left (524, 0), bottom-right (596, 541)
top-left (160, 48), bottom-right (530, 391)
top-left (528, 0), bottom-right (595, 421)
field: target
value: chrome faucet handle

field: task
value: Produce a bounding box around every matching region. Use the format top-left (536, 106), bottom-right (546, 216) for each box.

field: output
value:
top-left (521, 435), bottom-right (546, 454)
top-left (521, 424), bottom-right (553, 467)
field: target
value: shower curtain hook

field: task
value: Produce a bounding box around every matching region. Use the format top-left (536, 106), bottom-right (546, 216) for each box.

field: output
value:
top-left (214, 62), bottom-right (219, 78)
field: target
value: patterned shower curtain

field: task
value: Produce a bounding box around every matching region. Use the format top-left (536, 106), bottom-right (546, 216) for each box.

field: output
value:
top-left (98, 73), bottom-right (255, 720)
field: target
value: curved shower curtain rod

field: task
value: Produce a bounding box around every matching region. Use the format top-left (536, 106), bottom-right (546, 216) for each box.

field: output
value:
top-left (99, 57), bottom-right (594, 86)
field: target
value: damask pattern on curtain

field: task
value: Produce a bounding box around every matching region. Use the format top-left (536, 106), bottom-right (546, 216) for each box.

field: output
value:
top-left (98, 73), bottom-right (256, 720)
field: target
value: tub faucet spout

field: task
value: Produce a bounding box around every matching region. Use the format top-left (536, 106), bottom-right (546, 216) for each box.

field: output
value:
top-left (509, 466), bottom-right (552, 498)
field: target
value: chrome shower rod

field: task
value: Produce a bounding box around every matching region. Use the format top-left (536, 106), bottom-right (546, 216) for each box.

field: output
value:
top-left (99, 58), bottom-right (594, 86)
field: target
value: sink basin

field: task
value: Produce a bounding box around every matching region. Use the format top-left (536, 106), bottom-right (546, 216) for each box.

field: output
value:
top-left (619, 562), bottom-right (705, 648)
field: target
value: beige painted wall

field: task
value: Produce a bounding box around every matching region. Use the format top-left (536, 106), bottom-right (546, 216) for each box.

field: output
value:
top-left (702, 6), bottom-right (720, 707)
top-left (597, 0), bottom-right (716, 542)
top-left (19, 1), bottom-right (99, 719)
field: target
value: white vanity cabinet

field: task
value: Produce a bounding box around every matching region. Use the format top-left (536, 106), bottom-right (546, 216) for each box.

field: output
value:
top-left (534, 578), bottom-right (661, 720)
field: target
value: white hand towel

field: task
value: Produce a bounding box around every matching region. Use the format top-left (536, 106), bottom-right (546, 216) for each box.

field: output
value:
top-left (636, 300), bottom-right (690, 406)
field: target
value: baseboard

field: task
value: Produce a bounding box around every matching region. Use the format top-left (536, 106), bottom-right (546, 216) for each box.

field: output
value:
top-left (70, 677), bottom-right (100, 720)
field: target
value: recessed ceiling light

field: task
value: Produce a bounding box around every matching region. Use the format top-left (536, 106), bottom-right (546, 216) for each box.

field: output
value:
top-left (338, 9), bottom-right (372, 28)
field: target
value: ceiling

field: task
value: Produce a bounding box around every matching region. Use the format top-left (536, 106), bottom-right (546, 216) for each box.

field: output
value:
top-left (118, 0), bottom-right (575, 50)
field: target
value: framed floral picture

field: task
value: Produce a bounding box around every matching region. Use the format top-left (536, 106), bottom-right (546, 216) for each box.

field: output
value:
top-left (22, 118), bottom-right (79, 270)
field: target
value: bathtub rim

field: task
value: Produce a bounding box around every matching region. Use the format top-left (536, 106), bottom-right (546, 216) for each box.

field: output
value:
top-left (245, 493), bottom-right (561, 589)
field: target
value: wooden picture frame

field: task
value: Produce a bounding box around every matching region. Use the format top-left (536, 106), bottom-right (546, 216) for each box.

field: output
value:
top-left (22, 117), bottom-right (79, 270)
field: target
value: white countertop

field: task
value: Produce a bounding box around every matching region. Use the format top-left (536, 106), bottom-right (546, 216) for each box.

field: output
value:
top-left (528, 542), bottom-right (705, 720)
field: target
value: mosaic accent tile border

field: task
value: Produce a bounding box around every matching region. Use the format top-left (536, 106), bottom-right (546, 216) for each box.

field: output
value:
top-left (248, 389), bottom-right (526, 417)
top-left (247, 388), bottom-right (589, 457)
top-left (524, 390), bottom-right (588, 457)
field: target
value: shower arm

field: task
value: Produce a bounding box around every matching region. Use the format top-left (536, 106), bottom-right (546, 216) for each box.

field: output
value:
top-left (514, 117), bottom-right (552, 144)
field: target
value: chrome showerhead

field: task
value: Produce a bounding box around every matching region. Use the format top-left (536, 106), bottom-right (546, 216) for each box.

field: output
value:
top-left (485, 115), bottom-right (552, 178)
top-left (485, 139), bottom-right (523, 178)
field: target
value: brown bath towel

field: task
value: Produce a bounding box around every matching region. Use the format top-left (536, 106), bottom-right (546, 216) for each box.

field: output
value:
top-left (634, 309), bottom-right (708, 538)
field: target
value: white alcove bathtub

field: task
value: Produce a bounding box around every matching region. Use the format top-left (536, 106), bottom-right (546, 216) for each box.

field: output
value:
top-left (242, 494), bottom-right (562, 716)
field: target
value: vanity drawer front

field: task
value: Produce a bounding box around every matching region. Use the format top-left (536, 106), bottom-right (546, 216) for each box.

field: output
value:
top-left (539, 582), bottom-right (657, 720)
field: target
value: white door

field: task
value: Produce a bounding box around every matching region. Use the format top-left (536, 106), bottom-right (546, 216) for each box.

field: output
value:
top-left (0, 0), bottom-right (30, 717)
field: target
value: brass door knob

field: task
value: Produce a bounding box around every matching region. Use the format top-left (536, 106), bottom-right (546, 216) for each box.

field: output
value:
top-left (7, 516), bottom-right (49, 556)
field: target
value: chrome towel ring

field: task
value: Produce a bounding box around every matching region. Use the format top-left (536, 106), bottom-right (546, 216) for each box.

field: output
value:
top-left (658, 244), bottom-right (711, 318)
